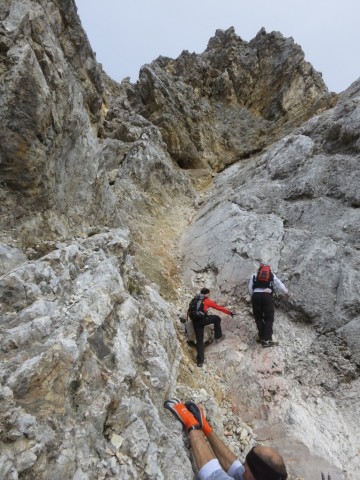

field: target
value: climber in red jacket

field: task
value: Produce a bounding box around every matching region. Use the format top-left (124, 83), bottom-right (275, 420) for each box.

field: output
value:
top-left (188, 287), bottom-right (234, 368)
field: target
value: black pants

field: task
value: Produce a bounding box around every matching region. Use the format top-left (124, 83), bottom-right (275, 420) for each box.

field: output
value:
top-left (251, 292), bottom-right (274, 341)
top-left (191, 314), bottom-right (222, 364)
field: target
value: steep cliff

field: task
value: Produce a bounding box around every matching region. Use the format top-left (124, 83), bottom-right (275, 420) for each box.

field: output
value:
top-left (0, 0), bottom-right (359, 479)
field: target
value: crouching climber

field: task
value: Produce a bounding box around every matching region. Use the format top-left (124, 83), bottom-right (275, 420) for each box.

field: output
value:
top-left (188, 288), bottom-right (234, 367)
top-left (164, 398), bottom-right (288, 480)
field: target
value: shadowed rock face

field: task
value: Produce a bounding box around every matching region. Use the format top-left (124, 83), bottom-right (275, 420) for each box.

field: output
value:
top-left (0, 0), bottom-right (359, 478)
top-left (0, 0), bottom-right (111, 243)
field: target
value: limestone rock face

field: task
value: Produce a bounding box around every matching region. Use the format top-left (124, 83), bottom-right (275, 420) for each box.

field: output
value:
top-left (180, 80), bottom-right (360, 478)
top-left (0, 0), bottom-right (112, 241)
top-left (0, 230), bottom-right (192, 479)
top-left (181, 79), bottom-right (360, 336)
top-left (130, 27), bottom-right (336, 171)
top-left (1, 0), bottom-right (360, 478)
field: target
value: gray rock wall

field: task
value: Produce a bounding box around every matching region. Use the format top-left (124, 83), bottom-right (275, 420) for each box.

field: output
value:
top-left (0, 231), bottom-right (193, 479)
top-left (180, 80), bottom-right (360, 478)
top-left (181, 81), bottom-right (360, 340)
top-left (1, 0), bottom-right (359, 477)
top-left (0, 0), bottom-right (114, 240)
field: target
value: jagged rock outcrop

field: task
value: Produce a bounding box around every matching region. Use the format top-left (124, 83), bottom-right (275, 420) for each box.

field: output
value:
top-left (1, 0), bottom-right (359, 479)
top-left (0, 0), bottom-right (196, 294)
top-left (125, 27), bottom-right (336, 171)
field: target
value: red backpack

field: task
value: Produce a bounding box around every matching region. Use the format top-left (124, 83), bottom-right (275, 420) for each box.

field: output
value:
top-left (256, 264), bottom-right (271, 282)
top-left (253, 264), bottom-right (274, 290)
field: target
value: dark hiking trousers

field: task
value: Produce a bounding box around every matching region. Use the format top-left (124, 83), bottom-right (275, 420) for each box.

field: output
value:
top-left (251, 292), bottom-right (275, 341)
top-left (191, 314), bottom-right (223, 364)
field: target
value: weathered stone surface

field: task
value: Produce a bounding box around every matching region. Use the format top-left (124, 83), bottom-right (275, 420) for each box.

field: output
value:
top-left (181, 80), bottom-right (360, 331)
top-left (129, 27), bottom-right (336, 171)
top-left (0, 230), bottom-right (192, 479)
top-left (180, 80), bottom-right (360, 478)
top-left (0, 244), bottom-right (28, 275)
top-left (1, 0), bottom-right (359, 478)
top-left (0, 0), bottom-right (114, 243)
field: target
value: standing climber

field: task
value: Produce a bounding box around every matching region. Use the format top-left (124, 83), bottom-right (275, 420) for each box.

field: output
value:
top-left (188, 288), bottom-right (234, 367)
top-left (248, 264), bottom-right (289, 347)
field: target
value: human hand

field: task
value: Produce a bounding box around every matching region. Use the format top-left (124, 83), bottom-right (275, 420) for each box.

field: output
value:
top-left (185, 400), bottom-right (213, 437)
top-left (164, 398), bottom-right (201, 432)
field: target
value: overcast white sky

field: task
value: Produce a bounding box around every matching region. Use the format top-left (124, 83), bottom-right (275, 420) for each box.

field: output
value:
top-left (75, 0), bottom-right (359, 93)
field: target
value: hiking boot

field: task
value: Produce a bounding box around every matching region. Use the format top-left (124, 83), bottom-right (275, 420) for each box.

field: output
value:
top-left (255, 335), bottom-right (263, 343)
top-left (215, 334), bottom-right (226, 344)
top-left (197, 362), bottom-right (204, 368)
top-left (261, 339), bottom-right (279, 348)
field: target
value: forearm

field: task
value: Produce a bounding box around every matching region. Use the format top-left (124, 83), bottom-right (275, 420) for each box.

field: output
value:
top-left (273, 275), bottom-right (288, 295)
top-left (205, 299), bottom-right (232, 315)
top-left (206, 431), bottom-right (237, 472)
top-left (189, 429), bottom-right (216, 470)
